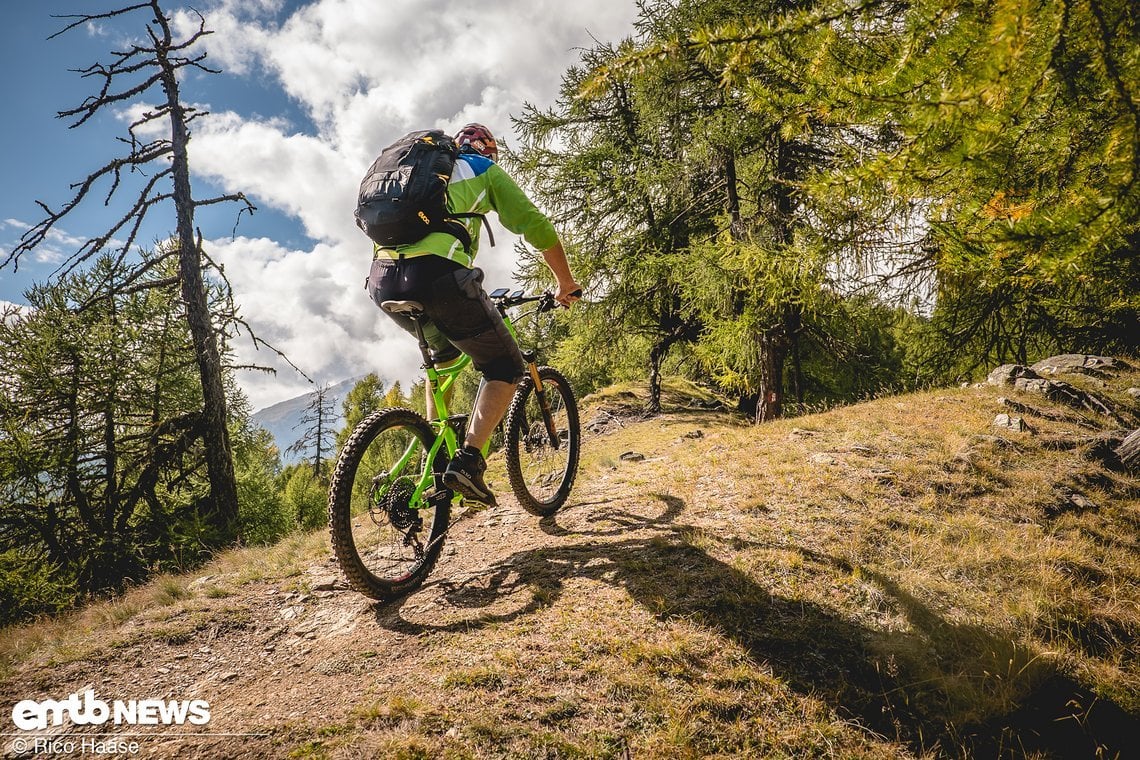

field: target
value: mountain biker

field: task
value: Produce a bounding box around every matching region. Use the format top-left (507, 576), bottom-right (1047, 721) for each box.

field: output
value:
top-left (365, 123), bottom-right (581, 506)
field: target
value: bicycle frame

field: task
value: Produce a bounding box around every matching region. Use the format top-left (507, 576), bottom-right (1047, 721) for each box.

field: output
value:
top-left (397, 308), bottom-right (512, 510)
top-left (388, 290), bottom-right (566, 513)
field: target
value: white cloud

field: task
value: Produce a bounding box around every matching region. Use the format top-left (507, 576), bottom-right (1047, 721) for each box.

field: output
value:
top-left (168, 0), bottom-right (640, 409)
top-left (211, 235), bottom-right (425, 408)
top-left (1, 300), bottom-right (30, 318)
top-left (192, 113), bottom-right (359, 245)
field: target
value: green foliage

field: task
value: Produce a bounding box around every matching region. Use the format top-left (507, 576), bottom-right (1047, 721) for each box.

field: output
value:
top-left (0, 253), bottom-right (253, 621)
top-left (513, 0), bottom-right (916, 415)
top-left (0, 551), bottom-right (76, 627)
top-left (517, 0), bottom-right (1137, 404)
top-left (281, 465), bottom-right (327, 531)
top-left (233, 424), bottom-right (291, 546)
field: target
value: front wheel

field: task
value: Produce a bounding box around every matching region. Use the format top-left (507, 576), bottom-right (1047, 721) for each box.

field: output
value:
top-left (327, 408), bottom-right (450, 600)
top-left (504, 366), bottom-right (580, 516)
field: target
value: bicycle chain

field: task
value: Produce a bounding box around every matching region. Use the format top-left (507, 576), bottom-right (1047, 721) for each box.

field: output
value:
top-left (421, 494), bottom-right (490, 556)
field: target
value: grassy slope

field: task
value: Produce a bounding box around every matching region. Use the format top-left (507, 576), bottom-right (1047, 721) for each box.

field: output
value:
top-left (1, 374), bottom-right (1138, 759)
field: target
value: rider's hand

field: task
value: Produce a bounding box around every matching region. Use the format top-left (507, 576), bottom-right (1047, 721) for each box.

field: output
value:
top-left (554, 280), bottom-right (583, 308)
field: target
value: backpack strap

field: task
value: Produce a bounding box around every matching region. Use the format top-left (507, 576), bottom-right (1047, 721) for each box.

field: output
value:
top-left (448, 212), bottom-right (496, 249)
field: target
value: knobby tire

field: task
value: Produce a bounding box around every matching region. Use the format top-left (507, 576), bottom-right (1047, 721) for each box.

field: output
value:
top-left (504, 366), bottom-right (581, 516)
top-left (327, 408), bottom-right (450, 600)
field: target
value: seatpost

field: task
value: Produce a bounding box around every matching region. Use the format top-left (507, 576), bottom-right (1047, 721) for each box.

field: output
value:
top-left (411, 316), bottom-right (435, 369)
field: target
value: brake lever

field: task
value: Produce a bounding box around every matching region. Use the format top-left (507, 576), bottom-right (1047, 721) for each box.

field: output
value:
top-left (541, 288), bottom-right (583, 312)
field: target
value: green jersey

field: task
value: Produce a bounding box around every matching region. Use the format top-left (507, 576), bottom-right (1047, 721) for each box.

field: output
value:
top-left (374, 152), bottom-right (558, 267)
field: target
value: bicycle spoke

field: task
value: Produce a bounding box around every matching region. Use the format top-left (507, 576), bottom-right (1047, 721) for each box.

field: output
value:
top-left (504, 367), bottom-right (580, 516)
top-left (328, 409), bottom-right (450, 599)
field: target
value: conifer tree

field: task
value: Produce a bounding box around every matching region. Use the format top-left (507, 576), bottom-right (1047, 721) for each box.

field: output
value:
top-left (1, 1), bottom-right (254, 536)
top-left (287, 384), bottom-right (338, 480)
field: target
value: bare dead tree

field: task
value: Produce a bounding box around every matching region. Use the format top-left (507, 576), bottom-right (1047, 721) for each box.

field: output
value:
top-left (287, 384), bottom-right (338, 480)
top-left (2, 1), bottom-right (255, 537)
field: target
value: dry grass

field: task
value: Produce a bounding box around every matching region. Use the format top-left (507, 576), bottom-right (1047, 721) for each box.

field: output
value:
top-left (2, 368), bottom-right (1137, 758)
top-left (0, 529), bottom-right (329, 679)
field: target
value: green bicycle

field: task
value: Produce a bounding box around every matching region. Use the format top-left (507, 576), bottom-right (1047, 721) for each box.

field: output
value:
top-left (327, 288), bottom-right (582, 600)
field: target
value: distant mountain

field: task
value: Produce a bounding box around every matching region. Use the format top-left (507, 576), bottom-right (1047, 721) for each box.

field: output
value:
top-left (251, 376), bottom-right (365, 465)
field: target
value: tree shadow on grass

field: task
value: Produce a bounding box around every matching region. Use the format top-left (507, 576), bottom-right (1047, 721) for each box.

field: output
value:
top-left (373, 493), bottom-right (1136, 758)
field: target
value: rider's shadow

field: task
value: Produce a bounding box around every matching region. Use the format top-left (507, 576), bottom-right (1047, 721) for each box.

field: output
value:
top-left (371, 493), bottom-right (1137, 757)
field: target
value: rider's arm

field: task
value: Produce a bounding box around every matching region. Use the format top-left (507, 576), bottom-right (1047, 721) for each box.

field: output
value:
top-left (541, 241), bottom-right (582, 306)
top-left (485, 164), bottom-right (559, 251)
top-left (485, 165), bottom-right (580, 304)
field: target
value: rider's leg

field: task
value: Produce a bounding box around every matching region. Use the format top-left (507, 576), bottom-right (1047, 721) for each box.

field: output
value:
top-left (425, 355), bottom-right (461, 420)
top-left (464, 379), bottom-right (518, 450)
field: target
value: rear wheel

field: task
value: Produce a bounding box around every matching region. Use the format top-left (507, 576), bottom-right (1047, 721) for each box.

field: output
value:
top-left (504, 366), bottom-right (580, 516)
top-left (327, 408), bottom-right (450, 599)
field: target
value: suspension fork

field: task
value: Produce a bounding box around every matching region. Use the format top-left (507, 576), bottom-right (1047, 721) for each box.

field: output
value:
top-left (523, 349), bottom-right (560, 449)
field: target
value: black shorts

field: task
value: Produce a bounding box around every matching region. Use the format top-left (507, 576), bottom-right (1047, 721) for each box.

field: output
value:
top-left (366, 257), bottom-right (526, 383)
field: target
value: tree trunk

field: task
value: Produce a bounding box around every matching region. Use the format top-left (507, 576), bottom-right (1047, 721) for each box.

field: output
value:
top-left (756, 330), bottom-right (786, 423)
top-left (648, 342), bottom-right (665, 414)
top-left (155, 11), bottom-right (238, 537)
top-left (314, 396), bottom-right (324, 479)
top-left (753, 134), bottom-right (797, 424)
top-left (724, 149), bottom-right (743, 238)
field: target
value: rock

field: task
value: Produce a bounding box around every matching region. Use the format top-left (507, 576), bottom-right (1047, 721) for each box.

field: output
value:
top-left (682, 429), bottom-right (704, 439)
top-left (619, 451), bottom-right (645, 462)
top-left (993, 414), bottom-right (1034, 433)
top-left (988, 364), bottom-right (1041, 386)
top-left (220, 671), bottom-right (239, 682)
top-left (309, 576), bottom-right (339, 592)
top-left (1031, 354), bottom-right (1119, 375)
top-left (1127, 388), bottom-right (1140, 398)
top-left (1068, 493), bottom-right (1098, 511)
top-left (279, 605), bottom-right (304, 620)
top-left (808, 452), bottom-right (839, 465)
top-left (1014, 377), bottom-right (1051, 394)
top-left (1046, 489), bottom-right (1100, 517)
top-left (1116, 428), bottom-right (1140, 471)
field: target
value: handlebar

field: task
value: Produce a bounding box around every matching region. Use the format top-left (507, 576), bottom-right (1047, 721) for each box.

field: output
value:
top-left (491, 288), bottom-right (582, 313)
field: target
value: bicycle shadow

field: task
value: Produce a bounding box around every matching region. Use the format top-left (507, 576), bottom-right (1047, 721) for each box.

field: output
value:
top-left (371, 493), bottom-right (1137, 757)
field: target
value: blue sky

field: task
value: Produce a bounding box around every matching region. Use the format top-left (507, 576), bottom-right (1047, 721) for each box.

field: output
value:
top-left (0, 2), bottom-right (311, 295)
top-left (0, 0), bottom-right (640, 409)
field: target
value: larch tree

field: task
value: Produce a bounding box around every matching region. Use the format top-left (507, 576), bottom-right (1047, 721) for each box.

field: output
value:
top-left (2, 1), bottom-right (255, 537)
top-left (287, 384), bottom-right (339, 480)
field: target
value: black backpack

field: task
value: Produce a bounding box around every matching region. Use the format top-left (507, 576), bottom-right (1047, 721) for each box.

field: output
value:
top-left (354, 130), bottom-right (490, 251)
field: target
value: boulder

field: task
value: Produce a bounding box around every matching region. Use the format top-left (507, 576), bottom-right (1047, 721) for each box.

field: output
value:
top-left (993, 414), bottom-right (1033, 433)
top-left (1031, 354), bottom-right (1119, 375)
top-left (1117, 429), bottom-right (1140, 471)
top-left (987, 364), bottom-right (1041, 386)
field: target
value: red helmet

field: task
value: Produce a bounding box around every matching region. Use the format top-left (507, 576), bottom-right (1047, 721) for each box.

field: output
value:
top-left (455, 123), bottom-right (498, 161)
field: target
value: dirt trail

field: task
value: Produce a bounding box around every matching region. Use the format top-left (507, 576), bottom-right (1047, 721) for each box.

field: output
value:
top-left (6, 381), bottom-right (1138, 759)
top-left (1, 423), bottom-right (712, 759)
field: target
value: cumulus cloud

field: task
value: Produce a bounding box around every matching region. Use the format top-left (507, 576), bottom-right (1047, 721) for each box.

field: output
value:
top-left (1, 300), bottom-right (30, 318)
top-left (168, 0), bottom-right (639, 409)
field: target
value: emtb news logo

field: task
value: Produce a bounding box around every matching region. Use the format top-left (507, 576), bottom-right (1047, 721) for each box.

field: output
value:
top-left (10, 690), bottom-right (210, 730)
